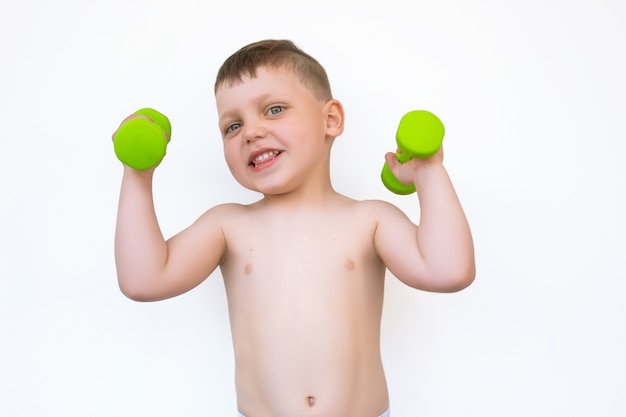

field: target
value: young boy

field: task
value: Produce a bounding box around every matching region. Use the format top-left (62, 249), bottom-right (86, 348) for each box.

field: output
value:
top-left (114, 39), bottom-right (475, 417)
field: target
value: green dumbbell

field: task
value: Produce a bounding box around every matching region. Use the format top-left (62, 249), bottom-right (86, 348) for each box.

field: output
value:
top-left (113, 108), bottom-right (172, 170)
top-left (381, 110), bottom-right (445, 195)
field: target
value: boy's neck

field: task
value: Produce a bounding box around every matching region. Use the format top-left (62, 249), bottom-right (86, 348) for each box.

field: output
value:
top-left (258, 183), bottom-right (342, 209)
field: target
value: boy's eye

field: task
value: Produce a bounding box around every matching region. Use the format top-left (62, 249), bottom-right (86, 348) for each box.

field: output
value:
top-left (225, 122), bottom-right (241, 134)
top-left (267, 106), bottom-right (284, 115)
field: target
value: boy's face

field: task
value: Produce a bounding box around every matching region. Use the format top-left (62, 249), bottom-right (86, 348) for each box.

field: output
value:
top-left (215, 66), bottom-right (343, 195)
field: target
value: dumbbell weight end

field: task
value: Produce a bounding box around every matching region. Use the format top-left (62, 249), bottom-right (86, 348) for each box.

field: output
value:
top-left (113, 108), bottom-right (171, 171)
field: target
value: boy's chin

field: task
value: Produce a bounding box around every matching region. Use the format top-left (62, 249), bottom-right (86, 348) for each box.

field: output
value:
top-left (250, 183), bottom-right (294, 197)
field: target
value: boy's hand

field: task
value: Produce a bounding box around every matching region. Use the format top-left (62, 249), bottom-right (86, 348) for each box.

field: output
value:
top-left (112, 114), bottom-right (156, 173)
top-left (112, 110), bottom-right (170, 171)
top-left (384, 147), bottom-right (444, 187)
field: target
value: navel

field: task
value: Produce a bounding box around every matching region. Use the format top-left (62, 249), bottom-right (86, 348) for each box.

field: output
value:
top-left (306, 396), bottom-right (315, 407)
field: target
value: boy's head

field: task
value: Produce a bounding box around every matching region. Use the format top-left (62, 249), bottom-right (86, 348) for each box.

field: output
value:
top-left (214, 39), bottom-right (333, 102)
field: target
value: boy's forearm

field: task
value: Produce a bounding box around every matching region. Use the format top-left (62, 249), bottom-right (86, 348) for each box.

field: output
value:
top-left (114, 169), bottom-right (168, 297)
top-left (414, 164), bottom-right (475, 290)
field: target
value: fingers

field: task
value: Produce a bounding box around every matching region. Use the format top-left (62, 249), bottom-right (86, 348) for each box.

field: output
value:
top-left (384, 152), bottom-right (399, 168)
top-left (121, 113), bottom-right (153, 125)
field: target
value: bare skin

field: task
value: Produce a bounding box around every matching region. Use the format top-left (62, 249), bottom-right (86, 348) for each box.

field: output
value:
top-left (114, 66), bottom-right (475, 417)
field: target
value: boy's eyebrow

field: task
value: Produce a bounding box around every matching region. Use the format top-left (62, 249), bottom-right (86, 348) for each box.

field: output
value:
top-left (218, 110), bottom-right (239, 124)
top-left (217, 93), bottom-right (279, 123)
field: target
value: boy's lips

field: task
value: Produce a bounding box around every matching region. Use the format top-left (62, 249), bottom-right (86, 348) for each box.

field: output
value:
top-left (249, 149), bottom-right (282, 168)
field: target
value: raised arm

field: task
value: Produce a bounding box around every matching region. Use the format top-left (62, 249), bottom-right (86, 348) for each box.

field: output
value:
top-left (374, 148), bottom-right (475, 292)
top-left (113, 118), bottom-right (225, 302)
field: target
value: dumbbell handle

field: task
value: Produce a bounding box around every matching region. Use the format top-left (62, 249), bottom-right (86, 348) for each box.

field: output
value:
top-left (113, 108), bottom-right (172, 170)
top-left (381, 110), bottom-right (445, 195)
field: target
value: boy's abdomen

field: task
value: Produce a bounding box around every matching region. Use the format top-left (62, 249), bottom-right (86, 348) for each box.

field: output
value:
top-left (229, 272), bottom-right (388, 417)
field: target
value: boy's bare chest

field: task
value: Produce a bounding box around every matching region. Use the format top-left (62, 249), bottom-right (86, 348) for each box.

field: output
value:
top-left (220, 211), bottom-right (385, 319)
top-left (235, 219), bottom-right (364, 264)
top-left (221, 211), bottom-right (381, 285)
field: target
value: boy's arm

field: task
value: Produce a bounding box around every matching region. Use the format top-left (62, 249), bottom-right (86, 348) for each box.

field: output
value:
top-left (114, 164), bottom-right (225, 302)
top-left (374, 148), bottom-right (475, 292)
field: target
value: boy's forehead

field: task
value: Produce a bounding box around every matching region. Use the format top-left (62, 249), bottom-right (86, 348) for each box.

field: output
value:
top-left (217, 65), bottom-right (296, 92)
top-left (216, 66), bottom-right (310, 108)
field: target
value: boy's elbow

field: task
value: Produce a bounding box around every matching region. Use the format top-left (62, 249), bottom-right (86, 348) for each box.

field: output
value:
top-left (117, 276), bottom-right (159, 302)
top-left (402, 264), bottom-right (475, 293)
top-left (119, 283), bottom-right (147, 302)
top-left (442, 264), bottom-right (476, 292)
top-left (120, 286), bottom-right (149, 302)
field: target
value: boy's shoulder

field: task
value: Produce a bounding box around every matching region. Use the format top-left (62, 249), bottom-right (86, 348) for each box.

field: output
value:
top-left (199, 197), bottom-right (403, 223)
top-left (193, 202), bottom-right (250, 226)
top-left (347, 197), bottom-right (402, 213)
top-left (332, 197), bottom-right (408, 224)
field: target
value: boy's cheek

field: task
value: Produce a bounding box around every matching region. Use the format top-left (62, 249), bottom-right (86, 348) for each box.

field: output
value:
top-left (223, 150), bottom-right (248, 181)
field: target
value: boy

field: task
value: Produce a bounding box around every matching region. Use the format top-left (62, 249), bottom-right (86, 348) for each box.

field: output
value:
top-left (113, 39), bottom-right (475, 417)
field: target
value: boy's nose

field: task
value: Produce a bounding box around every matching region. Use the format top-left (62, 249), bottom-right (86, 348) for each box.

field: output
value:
top-left (242, 121), bottom-right (267, 143)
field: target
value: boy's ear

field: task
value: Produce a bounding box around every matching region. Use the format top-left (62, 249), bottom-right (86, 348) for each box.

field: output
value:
top-left (324, 99), bottom-right (344, 138)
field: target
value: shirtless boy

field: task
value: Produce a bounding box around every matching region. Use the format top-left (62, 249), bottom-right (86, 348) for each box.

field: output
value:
top-left (113, 39), bottom-right (475, 417)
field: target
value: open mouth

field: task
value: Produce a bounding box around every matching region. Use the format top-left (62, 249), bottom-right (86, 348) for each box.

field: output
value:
top-left (249, 150), bottom-right (282, 168)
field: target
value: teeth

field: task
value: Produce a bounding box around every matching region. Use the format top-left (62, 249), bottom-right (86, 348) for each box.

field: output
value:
top-left (253, 151), bottom-right (279, 163)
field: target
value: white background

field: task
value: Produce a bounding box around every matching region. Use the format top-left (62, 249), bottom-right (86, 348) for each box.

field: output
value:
top-left (1, 1), bottom-right (625, 416)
